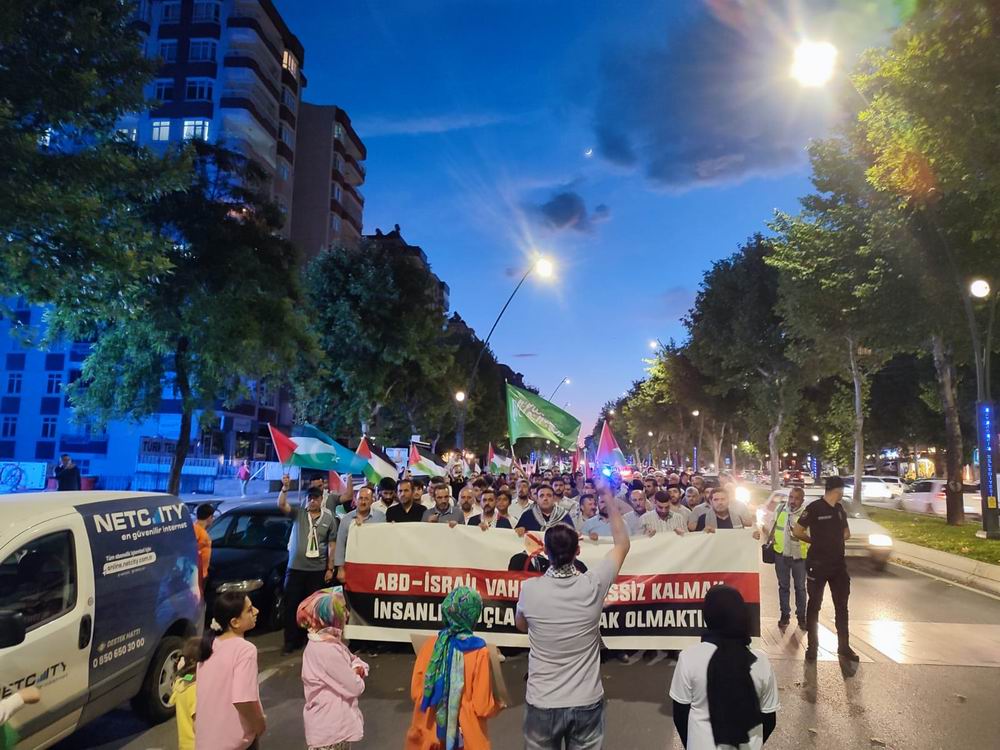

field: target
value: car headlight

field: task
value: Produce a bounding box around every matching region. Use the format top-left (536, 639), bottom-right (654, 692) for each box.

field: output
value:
top-left (868, 534), bottom-right (892, 548)
top-left (216, 578), bottom-right (264, 594)
top-left (735, 486), bottom-right (751, 503)
top-left (755, 507), bottom-right (766, 526)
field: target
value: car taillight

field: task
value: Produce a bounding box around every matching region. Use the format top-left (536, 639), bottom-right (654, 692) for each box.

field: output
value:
top-left (935, 491), bottom-right (946, 499)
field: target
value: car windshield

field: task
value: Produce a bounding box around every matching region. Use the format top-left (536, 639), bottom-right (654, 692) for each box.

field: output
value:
top-left (211, 513), bottom-right (292, 551)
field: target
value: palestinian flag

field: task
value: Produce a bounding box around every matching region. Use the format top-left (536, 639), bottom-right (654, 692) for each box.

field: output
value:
top-left (357, 437), bottom-right (398, 484)
top-left (506, 383), bottom-right (581, 450)
top-left (269, 424), bottom-right (368, 473)
top-left (408, 443), bottom-right (447, 477)
top-left (487, 443), bottom-right (512, 474)
top-left (596, 421), bottom-right (627, 467)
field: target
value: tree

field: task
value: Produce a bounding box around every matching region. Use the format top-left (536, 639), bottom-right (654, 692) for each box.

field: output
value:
top-left (53, 143), bottom-right (312, 495)
top-left (857, 0), bottom-right (1000, 523)
top-left (770, 133), bottom-right (920, 501)
top-left (685, 235), bottom-right (803, 488)
top-left (297, 233), bottom-right (451, 442)
top-left (0, 0), bottom-right (186, 316)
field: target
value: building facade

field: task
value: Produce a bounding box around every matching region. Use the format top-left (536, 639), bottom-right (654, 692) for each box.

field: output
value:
top-left (291, 104), bottom-right (367, 257)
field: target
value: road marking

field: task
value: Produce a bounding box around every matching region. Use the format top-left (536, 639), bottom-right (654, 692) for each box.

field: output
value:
top-left (888, 560), bottom-right (1000, 603)
top-left (258, 667), bottom-right (278, 685)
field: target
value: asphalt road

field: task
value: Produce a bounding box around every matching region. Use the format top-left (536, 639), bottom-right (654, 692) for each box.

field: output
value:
top-left (53, 555), bottom-right (1000, 750)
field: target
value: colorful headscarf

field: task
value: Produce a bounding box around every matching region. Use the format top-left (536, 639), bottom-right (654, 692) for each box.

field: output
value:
top-left (421, 587), bottom-right (486, 750)
top-left (296, 586), bottom-right (348, 642)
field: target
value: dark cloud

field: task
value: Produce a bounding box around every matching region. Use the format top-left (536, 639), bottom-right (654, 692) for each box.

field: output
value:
top-left (525, 190), bottom-right (611, 233)
top-left (592, 1), bottom-right (892, 189)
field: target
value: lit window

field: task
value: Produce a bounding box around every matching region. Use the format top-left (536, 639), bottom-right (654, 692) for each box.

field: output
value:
top-left (1, 416), bottom-right (16, 438)
top-left (188, 39), bottom-right (217, 62)
top-left (154, 79), bottom-right (174, 101)
top-left (151, 120), bottom-right (171, 141)
top-left (117, 127), bottom-right (138, 142)
top-left (192, 1), bottom-right (221, 22)
top-left (182, 119), bottom-right (210, 141)
top-left (41, 417), bottom-right (57, 439)
top-left (282, 50), bottom-right (298, 77)
top-left (334, 123), bottom-right (344, 140)
top-left (161, 2), bottom-right (181, 22)
top-left (278, 161), bottom-right (290, 181)
top-left (185, 79), bottom-right (214, 101)
top-left (158, 40), bottom-right (178, 63)
top-left (6, 373), bottom-right (21, 395)
top-left (47, 373), bottom-right (63, 395)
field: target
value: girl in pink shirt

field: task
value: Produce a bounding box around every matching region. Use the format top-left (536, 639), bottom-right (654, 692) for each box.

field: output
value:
top-left (195, 593), bottom-right (265, 750)
top-left (296, 587), bottom-right (368, 750)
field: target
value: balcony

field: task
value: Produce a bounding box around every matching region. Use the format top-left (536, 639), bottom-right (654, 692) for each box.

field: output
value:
top-left (221, 84), bottom-right (278, 137)
top-left (228, 1), bottom-right (283, 62)
top-left (225, 42), bottom-right (282, 91)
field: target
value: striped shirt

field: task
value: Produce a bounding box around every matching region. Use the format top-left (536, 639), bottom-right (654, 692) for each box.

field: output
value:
top-left (639, 509), bottom-right (688, 535)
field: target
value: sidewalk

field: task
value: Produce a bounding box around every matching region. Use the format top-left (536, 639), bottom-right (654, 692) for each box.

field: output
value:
top-left (890, 540), bottom-right (1000, 597)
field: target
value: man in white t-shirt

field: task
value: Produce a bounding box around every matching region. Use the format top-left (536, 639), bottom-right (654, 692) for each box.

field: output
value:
top-left (670, 585), bottom-right (779, 749)
top-left (516, 478), bottom-right (630, 750)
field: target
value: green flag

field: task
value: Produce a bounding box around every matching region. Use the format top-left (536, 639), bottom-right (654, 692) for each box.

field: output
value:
top-left (506, 383), bottom-right (581, 450)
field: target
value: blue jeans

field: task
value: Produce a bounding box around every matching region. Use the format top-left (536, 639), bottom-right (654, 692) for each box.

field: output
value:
top-left (775, 554), bottom-right (807, 621)
top-left (524, 700), bottom-right (605, 750)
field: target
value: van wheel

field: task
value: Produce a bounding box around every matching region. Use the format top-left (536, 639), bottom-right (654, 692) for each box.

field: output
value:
top-left (132, 635), bottom-right (183, 724)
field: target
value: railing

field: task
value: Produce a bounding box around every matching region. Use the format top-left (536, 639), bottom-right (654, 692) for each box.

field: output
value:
top-left (225, 43), bottom-right (281, 83)
top-left (136, 454), bottom-right (219, 476)
top-left (231, 1), bottom-right (284, 56)
top-left (222, 84), bottom-right (279, 125)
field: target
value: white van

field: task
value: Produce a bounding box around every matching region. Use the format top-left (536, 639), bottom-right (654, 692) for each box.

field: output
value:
top-left (0, 491), bottom-right (204, 749)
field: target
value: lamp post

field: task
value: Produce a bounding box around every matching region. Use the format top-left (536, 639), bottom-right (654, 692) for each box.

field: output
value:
top-left (691, 409), bottom-right (703, 471)
top-left (549, 377), bottom-right (571, 401)
top-left (454, 256), bottom-right (553, 450)
top-left (968, 279), bottom-right (1000, 539)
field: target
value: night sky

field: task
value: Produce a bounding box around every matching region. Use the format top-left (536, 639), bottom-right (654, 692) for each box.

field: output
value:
top-left (278, 0), bottom-right (899, 434)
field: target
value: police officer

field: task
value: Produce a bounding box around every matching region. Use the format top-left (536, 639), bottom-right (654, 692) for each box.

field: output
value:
top-left (770, 486), bottom-right (808, 630)
top-left (793, 476), bottom-right (859, 662)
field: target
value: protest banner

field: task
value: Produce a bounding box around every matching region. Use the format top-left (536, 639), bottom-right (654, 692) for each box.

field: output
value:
top-left (342, 524), bottom-right (760, 648)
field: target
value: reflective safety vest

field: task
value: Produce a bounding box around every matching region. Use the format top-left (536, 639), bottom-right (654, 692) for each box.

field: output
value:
top-left (773, 502), bottom-right (809, 558)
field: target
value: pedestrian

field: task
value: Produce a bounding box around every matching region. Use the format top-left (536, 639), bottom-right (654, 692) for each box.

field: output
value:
top-left (386, 478), bottom-right (426, 523)
top-left (335, 485), bottom-right (386, 583)
top-left (279, 478), bottom-right (339, 654)
top-left (669, 585), bottom-right (778, 749)
top-left (422, 483), bottom-right (466, 525)
top-left (469, 488), bottom-right (513, 529)
top-left (53, 454), bottom-right (80, 491)
top-left (297, 587), bottom-right (369, 750)
top-left (691, 488), bottom-right (755, 533)
top-left (667, 486), bottom-right (693, 522)
top-left (793, 477), bottom-right (859, 662)
top-left (406, 587), bottom-right (502, 750)
top-left (516, 478), bottom-right (630, 750)
top-left (494, 488), bottom-right (515, 527)
top-left (1, 685), bottom-right (41, 748)
top-left (195, 593), bottom-right (265, 750)
top-left (575, 492), bottom-right (598, 532)
top-left (640, 490), bottom-right (688, 537)
top-left (514, 483), bottom-right (575, 534)
top-left (768, 487), bottom-right (808, 630)
top-left (193, 504), bottom-right (214, 595)
top-left (508, 478), bottom-right (533, 522)
top-left (371, 477), bottom-right (398, 515)
top-left (169, 637), bottom-right (201, 750)
top-left (684, 486), bottom-right (702, 510)
top-left (237, 459), bottom-right (251, 497)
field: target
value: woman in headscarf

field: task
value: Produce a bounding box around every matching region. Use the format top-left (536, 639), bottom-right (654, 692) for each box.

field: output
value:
top-left (669, 585), bottom-right (778, 749)
top-left (406, 587), bottom-right (502, 750)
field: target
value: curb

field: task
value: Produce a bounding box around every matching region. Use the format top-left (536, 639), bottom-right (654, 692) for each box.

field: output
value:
top-left (890, 539), bottom-right (1000, 597)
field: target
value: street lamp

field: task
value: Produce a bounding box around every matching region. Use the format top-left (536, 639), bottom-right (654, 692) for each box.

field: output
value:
top-left (549, 377), bottom-right (571, 401)
top-left (454, 390), bottom-right (466, 403)
top-left (812, 434), bottom-right (820, 442)
top-left (966, 277), bottom-right (1000, 538)
top-left (791, 40), bottom-right (838, 87)
top-left (454, 255), bottom-right (554, 449)
top-left (691, 410), bottom-right (703, 470)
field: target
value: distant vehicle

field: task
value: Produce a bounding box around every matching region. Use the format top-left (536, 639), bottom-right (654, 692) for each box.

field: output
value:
top-left (801, 472), bottom-right (815, 486)
top-left (844, 476), bottom-right (899, 509)
top-left (782, 468), bottom-right (803, 487)
top-left (204, 500), bottom-right (293, 631)
top-left (877, 476), bottom-right (909, 497)
top-left (755, 488), bottom-right (893, 570)
top-left (901, 479), bottom-right (982, 518)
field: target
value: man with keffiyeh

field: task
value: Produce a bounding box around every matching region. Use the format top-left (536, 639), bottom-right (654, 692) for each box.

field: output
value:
top-left (406, 587), bottom-right (503, 749)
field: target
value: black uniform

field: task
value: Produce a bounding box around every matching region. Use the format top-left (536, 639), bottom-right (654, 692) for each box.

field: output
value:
top-left (797, 497), bottom-right (851, 654)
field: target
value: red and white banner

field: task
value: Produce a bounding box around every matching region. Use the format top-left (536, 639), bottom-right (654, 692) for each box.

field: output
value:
top-left (343, 525), bottom-right (760, 648)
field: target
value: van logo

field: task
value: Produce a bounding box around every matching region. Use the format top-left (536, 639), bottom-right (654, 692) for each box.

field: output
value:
top-left (2, 662), bottom-right (67, 698)
top-left (92, 502), bottom-right (187, 533)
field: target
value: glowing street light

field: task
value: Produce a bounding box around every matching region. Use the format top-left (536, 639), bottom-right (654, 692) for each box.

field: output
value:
top-left (812, 434), bottom-right (820, 442)
top-left (609, 409), bottom-right (615, 416)
top-left (454, 390), bottom-right (466, 402)
top-left (970, 279), bottom-right (991, 299)
top-left (791, 40), bottom-right (838, 88)
top-left (647, 431), bottom-right (654, 437)
top-left (549, 377), bottom-right (571, 400)
top-left (691, 409), bottom-right (700, 417)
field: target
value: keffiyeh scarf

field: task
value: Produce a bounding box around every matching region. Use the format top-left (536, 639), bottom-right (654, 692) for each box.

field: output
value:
top-left (421, 587), bottom-right (486, 750)
top-left (530, 503), bottom-right (569, 530)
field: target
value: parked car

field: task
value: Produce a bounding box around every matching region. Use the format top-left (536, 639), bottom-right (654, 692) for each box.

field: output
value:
top-left (782, 468), bottom-right (803, 487)
top-left (204, 500), bottom-right (293, 631)
top-left (877, 476), bottom-right (908, 497)
top-left (901, 479), bottom-right (983, 518)
top-left (755, 489), bottom-right (893, 570)
top-left (843, 476), bottom-right (899, 509)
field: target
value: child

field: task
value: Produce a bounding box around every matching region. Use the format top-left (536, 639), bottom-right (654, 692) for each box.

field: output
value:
top-left (168, 637), bottom-right (201, 750)
top-left (406, 587), bottom-right (502, 750)
top-left (195, 592), bottom-right (265, 750)
top-left (297, 587), bottom-right (368, 750)
top-left (1, 686), bottom-right (41, 750)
